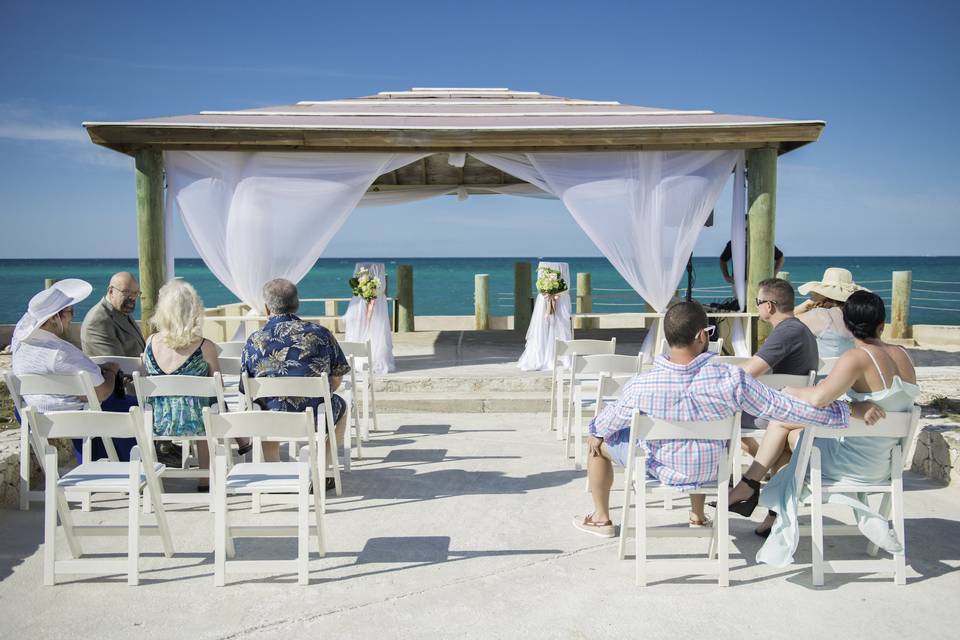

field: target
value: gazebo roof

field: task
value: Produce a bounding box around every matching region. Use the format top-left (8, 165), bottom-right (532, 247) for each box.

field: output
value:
top-left (83, 88), bottom-right (824, 159)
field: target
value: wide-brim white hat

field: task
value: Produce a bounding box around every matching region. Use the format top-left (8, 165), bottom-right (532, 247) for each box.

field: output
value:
top-left (12, 279), bottom-right (93, 346)
top-left (798, 268), bottom-right (867, 303)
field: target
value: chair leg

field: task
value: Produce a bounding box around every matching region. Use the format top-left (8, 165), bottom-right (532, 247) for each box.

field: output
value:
top-left (313, 467), bottom-right (326, 558)
top-left (368, 376), bottom-right (380, 434)
top-left (555, 381), bottom-right (566, 441)
top-left (635, 463), bottom-right (648, 587)
top-left (732, 439), bottom-right (743, 486)
top-left (716, 471), bottom-right (730, 587)
top-left (867, 493), bottom-right (892, 557)
top-left (298, 466), bottom-right (310, 586)
top-left (891, 450), bottom-right (907, 585)
top-left (19, 422), bottom-right (30, 511)
top-left (43, 451), bottom-right (57, 586)
top-left (547, 369), bottom-right (557, 433)
top-left (810, 449), bottom-right (825, 586)
top-left (214, 454), bottom-right (227, 587)
top-left (618, 456), bottom-right (634, 560)
top-left (327, 419), bottom-right (342, 497)
top-left (128, 484), bottom-right (140, 586)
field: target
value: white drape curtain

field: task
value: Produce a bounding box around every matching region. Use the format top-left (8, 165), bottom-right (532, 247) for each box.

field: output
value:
top-left (473, 151), bottom-right (740, 356)
top-left (356, 183), bottom-right (554, 208)
top-left (343, 262), bottom-right (395, 374)
top-left (729, 154), bottom-right (750, 356)
top-left (164, 150), bottom-right (428, 310)
top-left (518, 262), bottom-right (573, 371)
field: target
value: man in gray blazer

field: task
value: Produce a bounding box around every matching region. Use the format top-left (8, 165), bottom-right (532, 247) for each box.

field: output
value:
top-left (80, 272), bottom-right (147, 358)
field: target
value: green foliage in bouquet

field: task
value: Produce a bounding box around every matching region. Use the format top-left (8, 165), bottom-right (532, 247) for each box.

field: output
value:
top-left (349, 267), bottom-right (380, 301)
top-left (536, 267), bottom-right (568, 295)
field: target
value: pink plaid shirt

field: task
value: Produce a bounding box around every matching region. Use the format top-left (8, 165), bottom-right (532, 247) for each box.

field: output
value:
top-left (589, 352), bottom-right (849, 490)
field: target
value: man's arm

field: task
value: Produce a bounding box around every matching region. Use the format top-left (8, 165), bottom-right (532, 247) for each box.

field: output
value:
top-left (588, 378), bottom-right (640, 439)
top-left (329, 375), bottom-right (342, 393)
top-left (775, 254), bottom-right (785, 273)
top-left (740, 356), bottom-right (771, 378)
top-left (81, 315), bottom-right (120, 358)
top-left (719, 258), bottom-right (734, 284)
top-left (732, 368), bottom-right (849, 428)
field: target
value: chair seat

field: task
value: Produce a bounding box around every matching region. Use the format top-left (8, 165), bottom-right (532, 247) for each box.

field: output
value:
top-left (225, 462), bottom-right (308, 491)
top-left (58, 461), bottom-right (166, 490)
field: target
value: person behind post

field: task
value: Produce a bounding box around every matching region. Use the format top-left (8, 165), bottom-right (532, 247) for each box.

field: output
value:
top-left (572, 301), bottom-right (849, 537)
top-left (11, 279), bottom-right (137, 462)
top-left (727, 291), bottom-right (920, 556)
top-left (719, 232), bottom-right (784, 287)
top-left (80, 271), bottom-right (146, 358)
top-left (240, 278), bottom-right (351, 476)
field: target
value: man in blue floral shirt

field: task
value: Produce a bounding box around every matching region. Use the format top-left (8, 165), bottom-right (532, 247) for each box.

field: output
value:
top-left (240, 278), bottom-right (350, 462)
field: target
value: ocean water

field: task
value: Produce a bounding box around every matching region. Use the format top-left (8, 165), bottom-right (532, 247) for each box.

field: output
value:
top-left (1, 256), bottom-right (959, 326)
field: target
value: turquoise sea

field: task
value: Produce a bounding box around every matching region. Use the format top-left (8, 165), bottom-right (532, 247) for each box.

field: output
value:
top-left (1, 257), bottom-right (959, 326)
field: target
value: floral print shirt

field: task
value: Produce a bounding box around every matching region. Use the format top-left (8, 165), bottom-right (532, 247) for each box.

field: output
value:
top-left (240, 314), bottom-right (350, 413)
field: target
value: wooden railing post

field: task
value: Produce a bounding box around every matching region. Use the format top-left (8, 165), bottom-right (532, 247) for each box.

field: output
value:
top-left (397, 265), bottom-right (414, 332)
top-left (513, 262), bottom-right (532, 333)
top-left (474, 274), bottom-right (489, 330)
top-left (891, 271), bottom-right (912, 339)
top-left (575, 272), bottom-right (593, 330)
top-left (776, 271), bottom-right (790, 282)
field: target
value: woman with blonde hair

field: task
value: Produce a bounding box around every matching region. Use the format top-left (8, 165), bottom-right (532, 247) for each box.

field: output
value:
top-left (144, 280), bottom-right (220, 487)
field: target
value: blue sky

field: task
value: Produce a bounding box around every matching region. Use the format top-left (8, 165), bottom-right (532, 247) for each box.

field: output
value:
top-left (0, 0), bottom-right (957, 259)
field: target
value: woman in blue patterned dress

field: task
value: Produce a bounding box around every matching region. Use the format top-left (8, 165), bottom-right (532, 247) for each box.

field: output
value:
top-left (144, 280), bottom-right (221, 488)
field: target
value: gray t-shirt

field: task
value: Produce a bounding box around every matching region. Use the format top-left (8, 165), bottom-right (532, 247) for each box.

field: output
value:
top-left (756, 317), bottom-right (819, 376)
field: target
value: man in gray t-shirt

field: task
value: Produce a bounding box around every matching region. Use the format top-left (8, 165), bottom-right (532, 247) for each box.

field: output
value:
top-left (741, 278), bottom-right (819, 429)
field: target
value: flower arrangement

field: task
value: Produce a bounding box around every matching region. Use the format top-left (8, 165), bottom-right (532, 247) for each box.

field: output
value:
top-left (349, 267), bottom-right (379, 301)
top-left (536, 267), bottom-right (567, 316)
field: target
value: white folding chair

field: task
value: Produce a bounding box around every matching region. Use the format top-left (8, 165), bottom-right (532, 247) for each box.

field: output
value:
top-left (132, 371), bottom-right (226, 511)
top-left (731, 371), bottom-right (817, 485)
top-left (548, 338), bottom-right (616, 439)
top-left (215, 341), bottom-right (245, 358)
top-left (794, 406), bottom-right (921, 585)
top-left (242, 373), bottom-right (342, 498)
top-left (566, 354), bottom-right (642, 468)
top-left (338, 339), bottom-right (379, 439)
top-left (89, 355), bottom-right (146, 376)
top-left (204, 407), bottom-right (326, 586)
top-left (3, 371), bottom-right (109, 512)
top-left (617, 411), bottom-right (739, 586)
top-left (217, 356), bottom-right (243, 377)
top-left (818, 357), bottom-right (840, 376)
top-left (711, 355), bottom-right (751, 366)
top-left (26, 406), bottom-right (174, 586)
top-left (660, 338), bottom-right (724, 356)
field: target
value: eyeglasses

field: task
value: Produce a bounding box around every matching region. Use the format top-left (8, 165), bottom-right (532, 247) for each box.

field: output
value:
top-left (755, 298), bottom-right (777, 308)
top-left (111, 287), bottom-right (142, 299)
top-left (701, 325), bottom-right (716, 338)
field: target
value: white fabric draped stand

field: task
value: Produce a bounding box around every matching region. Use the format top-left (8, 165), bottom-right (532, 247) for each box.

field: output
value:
top-left (517, 262), bottom-right (573, 371)
top-left (342, 262), bottom-right (395, 374)
top-left (729, 155), bottom-right (751, 356)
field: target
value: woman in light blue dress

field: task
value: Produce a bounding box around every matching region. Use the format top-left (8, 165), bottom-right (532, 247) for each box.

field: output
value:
top-left (724, 291), bottom-right (919, 565)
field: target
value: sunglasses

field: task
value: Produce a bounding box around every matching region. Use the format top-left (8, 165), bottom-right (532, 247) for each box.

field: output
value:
top-left (701, 325), bottom-right (716, 338)
top-left (755, 298), bottom-right (777, 308)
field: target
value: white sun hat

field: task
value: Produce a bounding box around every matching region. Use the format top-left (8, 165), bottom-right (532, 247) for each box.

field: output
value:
top-left (11, 279), bottom-right (93, 348)
top-left (797, 268), bottom-right (868, 303)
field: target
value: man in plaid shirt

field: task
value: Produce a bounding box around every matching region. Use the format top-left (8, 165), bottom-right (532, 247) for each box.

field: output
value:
top-left (574, 301), bottom-right (850, 537)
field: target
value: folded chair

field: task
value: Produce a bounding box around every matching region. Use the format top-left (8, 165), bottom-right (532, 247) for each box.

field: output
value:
top-left (203, 407), bottom-right (326, 586)
top-left (618, 410), bottom-right (739, 586)
top-left (26, 406), bottom-right (174, 585)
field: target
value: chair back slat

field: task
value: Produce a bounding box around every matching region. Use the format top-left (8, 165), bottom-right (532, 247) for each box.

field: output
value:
top-left (575, 354), bottom-right (641, 376)
top-left (242, 372), bottom-right (330, 401)
top-left (215, 341), bottom-right (245, 358)
top-left (90, 355), bottom-right (145, 375)
top-left (811, 407), bottom-right (919, 440)
top-left (632, 411), bottom-right (738, 442)
top-left (203, 408), bottom-right (315, 439)
top-left (11, 372), bottom-right (101, 410)
top-left (555, 338), bottom-right (616, 358)
top-left (338, 340), bottom-right (371, 358)
top-left (712, 356), bottom-right (751, 366)
top-left (217, 357), bottom-right (242, 376)
top-left (133, 372), bottom-right (226, 411)
top-left (758, 372), bottom-right (817, 390)
top-left (27, 407), bottom-right (143, 440)
top-left (596, 373), bottom-right (634, 401)
top-left (659, 338), bottom-right (724, 356)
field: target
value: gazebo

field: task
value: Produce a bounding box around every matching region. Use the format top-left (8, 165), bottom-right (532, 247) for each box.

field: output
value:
top-left (83, 87), bottom-right (824, 346)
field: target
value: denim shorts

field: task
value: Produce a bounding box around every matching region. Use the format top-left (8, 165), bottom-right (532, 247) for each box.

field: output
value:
top-left (604, 428), bottom-right (632, 467)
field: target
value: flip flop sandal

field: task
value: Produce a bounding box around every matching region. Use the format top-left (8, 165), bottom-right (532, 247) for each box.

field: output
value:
top-left (689, 512), bottom-right (713, 528)
top-left (572, 514), bottom-right (615, 538)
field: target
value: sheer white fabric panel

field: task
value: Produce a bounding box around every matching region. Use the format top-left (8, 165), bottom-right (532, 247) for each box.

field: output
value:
top-left (343, 262), bottom-right (395, 374)
top-left (730, 154), bottom-right (750, 356)
top-left (164, 151), bottom-right (427, 310)
top-left (518, 262), bottom-right (573, 371)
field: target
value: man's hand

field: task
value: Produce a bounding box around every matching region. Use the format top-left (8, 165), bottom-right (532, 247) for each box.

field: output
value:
top-left (851, 401), bottom-right (886, 426)
top-left (587, 435), bottom-right (604, 458)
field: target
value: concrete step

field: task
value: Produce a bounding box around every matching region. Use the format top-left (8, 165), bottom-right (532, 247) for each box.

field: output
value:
top-left (374, 391), bottom-right (551, 413)
top-left (375, 375), bottom-right (553, 394)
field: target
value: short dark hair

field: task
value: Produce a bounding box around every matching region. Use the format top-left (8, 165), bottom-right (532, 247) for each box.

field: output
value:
top-left (758, 278), bottom-right (795, 312)
top-left (664, 301), bottom-right (708, 347)
top-left (842, 290), bottom-right (885, 340)
top-left (263, 278), bottom-right (299, 314)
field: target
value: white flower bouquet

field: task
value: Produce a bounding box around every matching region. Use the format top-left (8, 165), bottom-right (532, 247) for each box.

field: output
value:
top-left (349, 267), bottom-right (380, 301)
top-left (536, 267), bottom-right (568, 316)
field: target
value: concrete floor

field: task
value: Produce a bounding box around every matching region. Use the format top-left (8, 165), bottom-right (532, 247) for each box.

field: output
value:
top-left (1, 412), bottom-right (958, 639)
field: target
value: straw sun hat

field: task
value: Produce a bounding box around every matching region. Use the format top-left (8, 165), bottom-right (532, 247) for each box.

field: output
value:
top-left (12, 279), bottom-right (93, 346)
top-left (797, 268), bottom-right (867, 303)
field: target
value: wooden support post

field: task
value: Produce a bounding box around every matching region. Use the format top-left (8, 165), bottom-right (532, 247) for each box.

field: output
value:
top-left (513, 262), bottom-right (532, 333)
top-left (776, 271), bottom-right (790, 282)
top-left (396, 265), bottom-right (414, 332)
top-left (575, 272), bottom-right (593, 330)
top-left (324, 300), bottom-right (337, 317)
top-left (474, 274), bottom-right (489, 330)
top-left (135, 149), bottom-right (166, 336)
top-left (891, 271), bottom-right (912, 339)
top-left (746, 148), bottom-right (778, 345)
